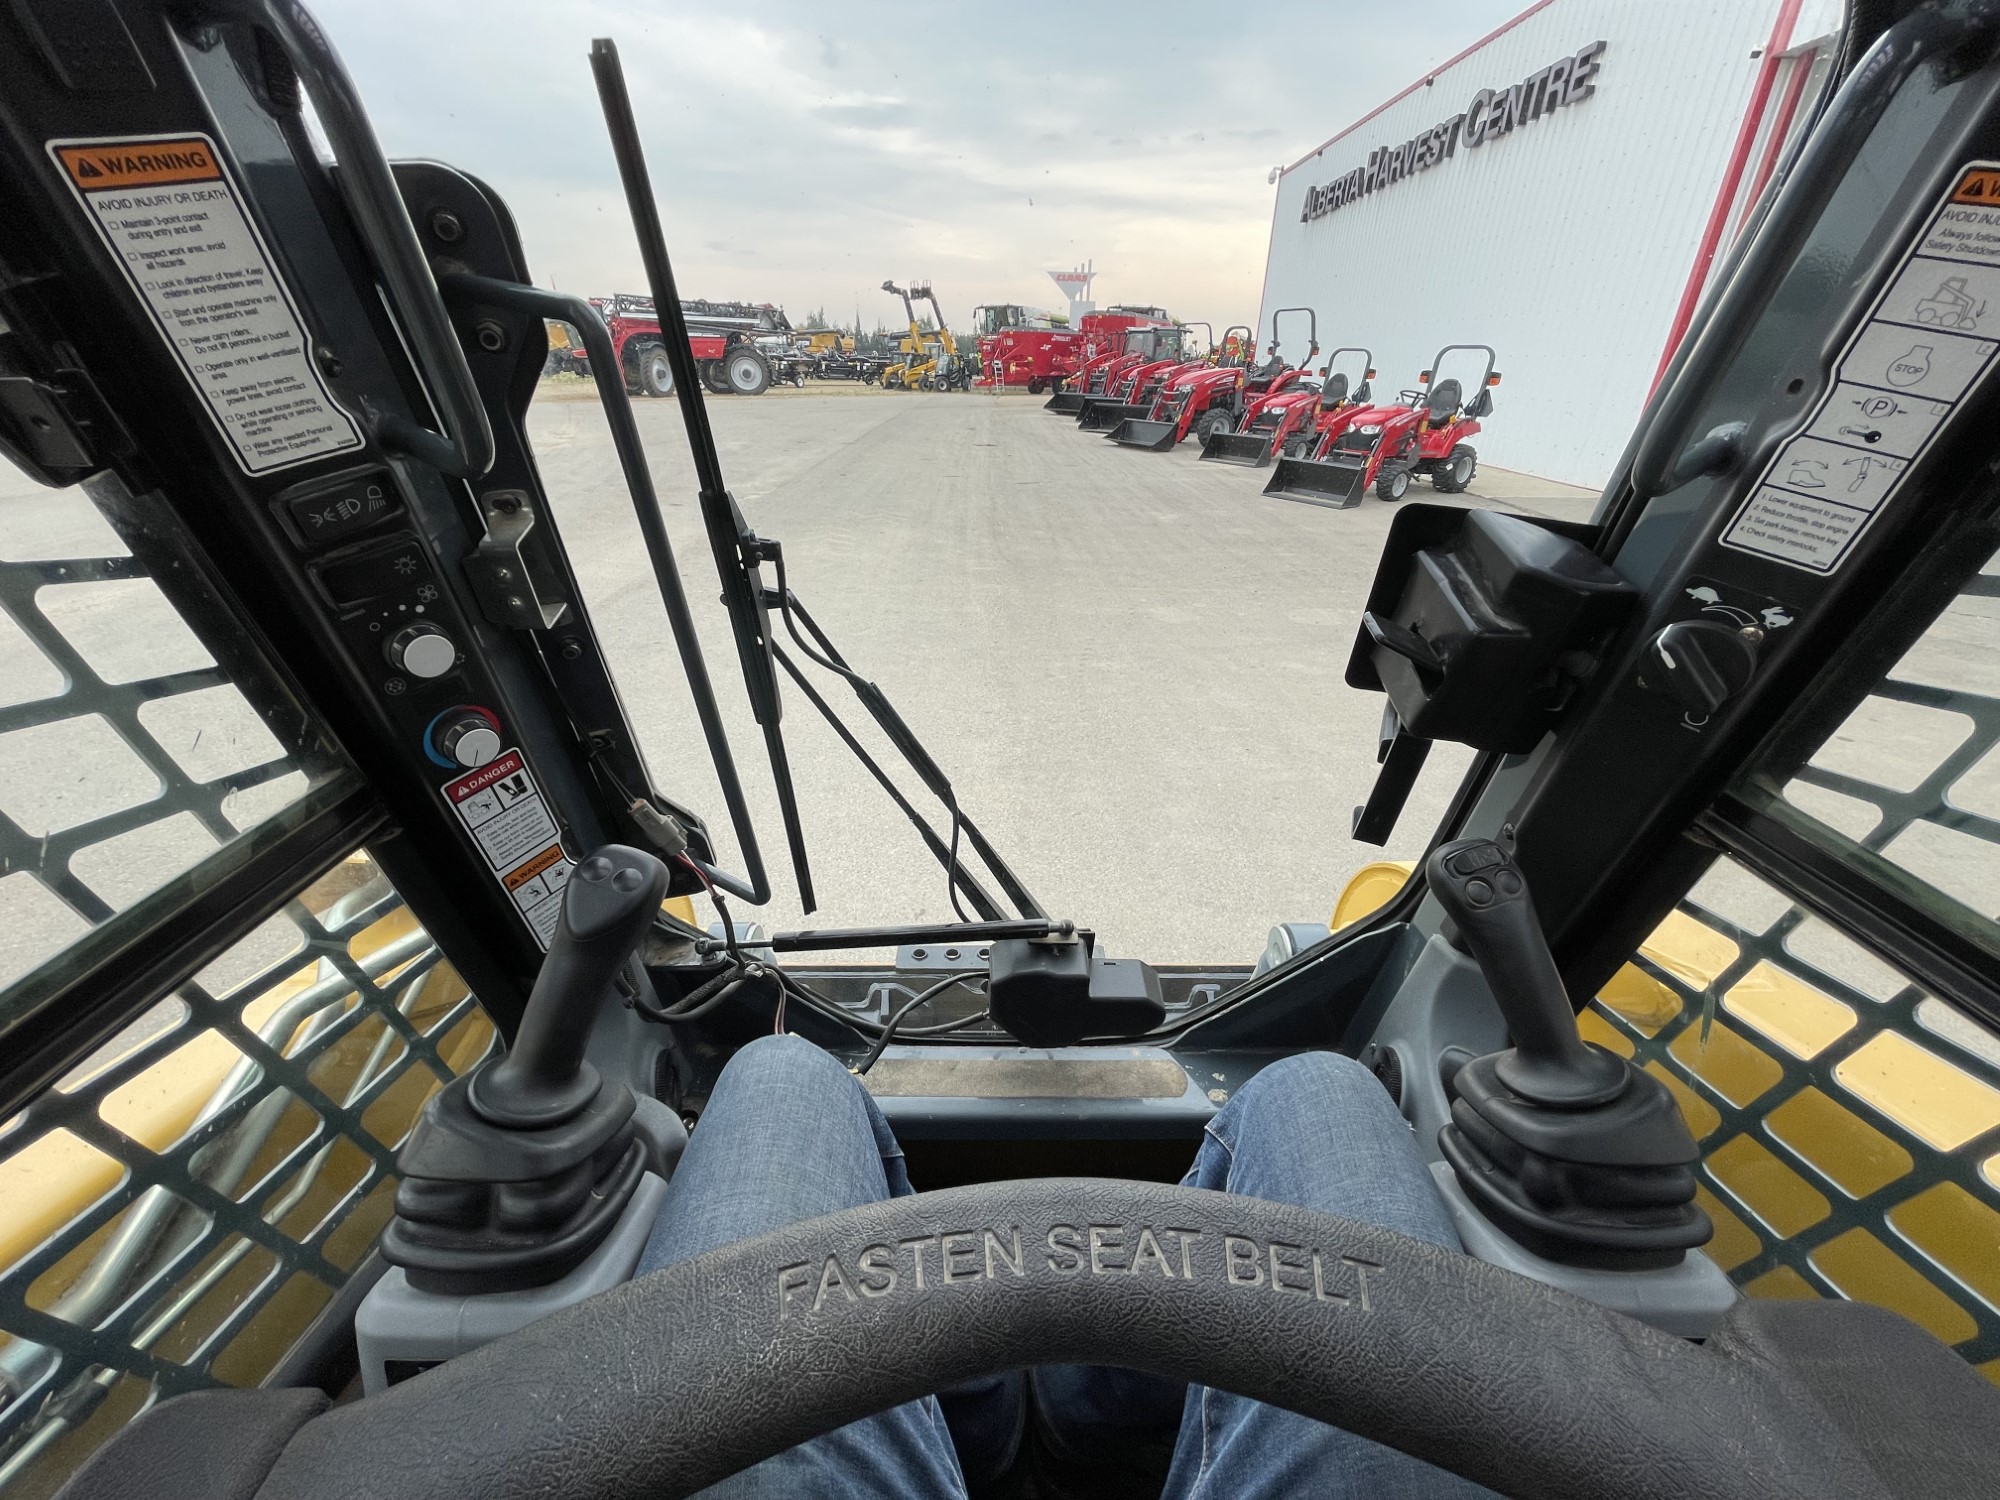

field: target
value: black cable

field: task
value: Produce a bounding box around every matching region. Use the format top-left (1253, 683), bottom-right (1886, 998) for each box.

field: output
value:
top-left (944, 804), bottom-right (972, 924)
top-left (634, 971), bottom-right (753, 1025)
top-left (852, 973), bottom-right (988, 1076)
top-left (679, 854), bottom-right (745, 972)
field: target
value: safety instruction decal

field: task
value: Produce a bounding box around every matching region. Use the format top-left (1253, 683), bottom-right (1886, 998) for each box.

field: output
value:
top-left (439, 748), bottom-right (572, 949)
top-left (1721, 162), bottom-right (2000, 574)
top-left (47, 132), bottom-right (362, 475)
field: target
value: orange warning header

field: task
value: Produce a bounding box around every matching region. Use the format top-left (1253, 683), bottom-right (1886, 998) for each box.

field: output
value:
top-left (1953, 168), bottom-right (2000, 205)
top-left (504, 844), bottom-right (569, 892)
top-left (55, 137), bottom-right (222, 192)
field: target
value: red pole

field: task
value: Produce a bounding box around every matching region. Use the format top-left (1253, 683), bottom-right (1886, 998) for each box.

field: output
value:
top-left (1734, 44), bottom-right (1816, 240)
top-left (1648, 0), bottom-right (1804, 396)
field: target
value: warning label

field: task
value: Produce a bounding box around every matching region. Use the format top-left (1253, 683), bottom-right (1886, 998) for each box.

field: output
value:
top-left (47, 132), bottom-right (361, 475)
top-left (1723, 162), bottom-right (2000, 574)
top-left (440, 748), bottom-right (572, 949)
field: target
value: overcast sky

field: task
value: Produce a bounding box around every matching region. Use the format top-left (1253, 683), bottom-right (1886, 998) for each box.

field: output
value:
top-left (327, 0), bottom-right (1522, 334)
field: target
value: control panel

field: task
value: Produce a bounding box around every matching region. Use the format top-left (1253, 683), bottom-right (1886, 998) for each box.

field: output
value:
top-left (274, 465), bottom-right (535, 822)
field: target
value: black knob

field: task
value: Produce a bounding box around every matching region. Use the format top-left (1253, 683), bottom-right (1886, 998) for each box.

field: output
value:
top-left (1643, 619), bottom-right (1759, 716)
top-left (434, 709), bottom-right (502, 768)
top-left (1425, 838), bottom-right (1628, 1107)
top-left (468, 845), bottom-right (669, 1128)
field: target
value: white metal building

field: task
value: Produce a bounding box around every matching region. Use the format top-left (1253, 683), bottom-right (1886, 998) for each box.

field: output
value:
top-left (1258, 0), bottom-right (1843, 489)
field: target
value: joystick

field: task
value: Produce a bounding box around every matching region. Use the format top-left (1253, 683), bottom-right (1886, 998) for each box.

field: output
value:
top-left (1427, 838), bottom-right (1710, 1269)
top-left (381, 844), bottom-right (677, 1293)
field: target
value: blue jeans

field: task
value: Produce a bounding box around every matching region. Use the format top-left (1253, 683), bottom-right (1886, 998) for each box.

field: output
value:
top-left (637, 1036), bottom-right (1497, 1498)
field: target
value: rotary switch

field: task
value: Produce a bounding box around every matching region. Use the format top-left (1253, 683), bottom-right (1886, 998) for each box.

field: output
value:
top-left (429, 707), bottom-right (503, 768)
top-left (385, 621), bottom-right (458, 680)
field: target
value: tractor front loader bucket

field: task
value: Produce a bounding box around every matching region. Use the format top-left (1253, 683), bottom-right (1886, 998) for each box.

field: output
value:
top-left (1044, 388), bottom-right (1087, 414)
top-left (1261, 454), bottom-right (1368, 507)
top-left (1079, 400), bottom-right (1149, 433)
top-left (1107, 416), bottom-right (1179, 451)
top-left (1198, 427), bottom-right (1278, 466)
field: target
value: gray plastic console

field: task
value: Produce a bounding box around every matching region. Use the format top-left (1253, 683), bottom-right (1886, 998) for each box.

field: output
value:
top-left (357, 1168), bottom-right (667, 1394)
top-left (1373, 932), bottom-right (1736, 1335)
top-left (1431, 1163), bottom-right (1738, 1337)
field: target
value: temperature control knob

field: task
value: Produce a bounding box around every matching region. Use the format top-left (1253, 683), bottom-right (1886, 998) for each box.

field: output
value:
top-left (433, 709), bottom-right (502, 768)
top-left (385, 622), bottom-right (458, 680)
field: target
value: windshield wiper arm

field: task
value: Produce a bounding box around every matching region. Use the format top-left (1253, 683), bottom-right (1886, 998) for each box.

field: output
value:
top-left (591, 38), bottom-right (814, 911)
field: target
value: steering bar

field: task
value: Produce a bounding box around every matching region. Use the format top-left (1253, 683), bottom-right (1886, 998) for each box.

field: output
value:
top-left (255, 1179), bottom-right (1886, 1500)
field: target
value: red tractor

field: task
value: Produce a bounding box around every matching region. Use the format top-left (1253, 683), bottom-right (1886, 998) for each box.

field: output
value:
top-left (1042, 306), bottom-right (1176, 413)
top-left (1105, 324), bottom-right (1258, 449)
top-left (594, 293), bottom-right (802, 398)
top-left (1062, 324), bottom-right (1196, 424)
top-left (1075, 323), bottom-right (1212, 432)
top-left (1194, 346), bottom-right (1373, 466)
top-left (1194, 307), bottom-right (1321, 461)
top-left (1262, 344), bottom-right (1500, 507)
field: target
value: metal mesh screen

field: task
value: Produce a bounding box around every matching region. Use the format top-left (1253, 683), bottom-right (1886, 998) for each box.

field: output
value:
top-left (0, 482), bottom-right (336, 987)
top-left (0, 483), bottom-right (495, 1494)
top-left (1588, 553), bottom-right (2000, 1385)
top-left (0, 861), bottom-right (494, 1496)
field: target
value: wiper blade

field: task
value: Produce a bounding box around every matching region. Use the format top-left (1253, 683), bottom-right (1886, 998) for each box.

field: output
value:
top-left (590, 37), bottom-right (815, 912)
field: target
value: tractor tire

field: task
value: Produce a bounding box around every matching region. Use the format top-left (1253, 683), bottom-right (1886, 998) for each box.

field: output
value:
top-left (1432, 444), bottom-right (1476, 494)
top-left (1192, 408), bottom-right (1233, 445)
top-left (639, 344), bottom-right (674, 398)
top-left (1028, 377), bottom-right (1045, 395)
top-left (703, 361), bottom-right (731, 394)
top-left (1376, 468), bottom-right (1412, 502)
top-left (790, 365), bottom-right (806, 389)
top-left (725, 346), bottom-right (771, 395)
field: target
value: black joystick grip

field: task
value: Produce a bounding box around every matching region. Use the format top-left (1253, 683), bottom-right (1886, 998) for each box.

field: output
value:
top-left (469, 844), bottom-right (669, 1128)
top-left (1425, 837), bottom-right (1627, 1108)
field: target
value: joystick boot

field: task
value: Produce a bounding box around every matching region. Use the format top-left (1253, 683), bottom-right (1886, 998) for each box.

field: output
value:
top-left (1427, 838), bottom-right (1710, 1269)
top-left (381, 845), bottom-right (672, 1294)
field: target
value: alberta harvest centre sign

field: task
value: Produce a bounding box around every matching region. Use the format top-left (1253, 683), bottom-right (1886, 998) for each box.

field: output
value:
top-left (1299, 40), bottom-right (1607, 223)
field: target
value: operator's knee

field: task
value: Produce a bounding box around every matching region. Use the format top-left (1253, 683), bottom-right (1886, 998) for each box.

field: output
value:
top-left (1229, 1050), bottom-right (1398, 1129)
top-left (714, 1031), bottom-right (854, 1097)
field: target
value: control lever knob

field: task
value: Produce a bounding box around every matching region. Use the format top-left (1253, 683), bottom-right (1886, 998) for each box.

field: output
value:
top-left (1424, 838), bottom-right (1628, 1108)
top-left (468, 844), bottom-right (668, 1128)
top-left (1642, 619), bottom-right (1759, 716)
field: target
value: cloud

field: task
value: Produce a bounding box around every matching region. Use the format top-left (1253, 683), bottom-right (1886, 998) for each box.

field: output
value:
top-left (322, 0), bottom-right (1521, 332)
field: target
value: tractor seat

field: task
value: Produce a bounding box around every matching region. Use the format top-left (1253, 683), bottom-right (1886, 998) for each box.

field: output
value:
top-left (1426, 377), bottom-right (1462, 426)
top-left (1318, 372), bottom-right (1350, 410)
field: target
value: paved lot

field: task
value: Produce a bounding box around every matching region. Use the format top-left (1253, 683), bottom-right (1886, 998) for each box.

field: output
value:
top-left (0, 381), bottom-right (1603, 975)
top-left (526, 383), bottom-right (1599, 963)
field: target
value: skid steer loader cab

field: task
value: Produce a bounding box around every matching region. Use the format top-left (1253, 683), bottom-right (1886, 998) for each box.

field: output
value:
top-left (3, 3), bottom-right (2000, 1498)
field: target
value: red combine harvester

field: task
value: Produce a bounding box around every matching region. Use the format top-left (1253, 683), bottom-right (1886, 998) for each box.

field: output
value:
top-left (1262, 344), bottom-right (1499, 506)
top-left (1189, 345), bottom-right (1373, 465)
top-left (1041, 305), bottom-right (1176, 413)
top-left (1104, 324), bottom-right (1256, 450)
top-left (1195, 307), bottom-right (1325, 463)
top-left (1074, 323), bottom-right (1213, 433)
top-left (592, 293), bottom-right (803, 397)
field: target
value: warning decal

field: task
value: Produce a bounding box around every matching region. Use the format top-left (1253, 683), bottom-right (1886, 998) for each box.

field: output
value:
top-left (440, 748), bottom-right (573, 949)
top-left (1722, 162), bottom-right (2000, 574)
top-left (46, 131), bottom-right (362, 475)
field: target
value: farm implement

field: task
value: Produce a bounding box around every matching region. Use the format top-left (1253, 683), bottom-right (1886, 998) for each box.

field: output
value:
top-left (1263, 344), bottom-right (1499, 506)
